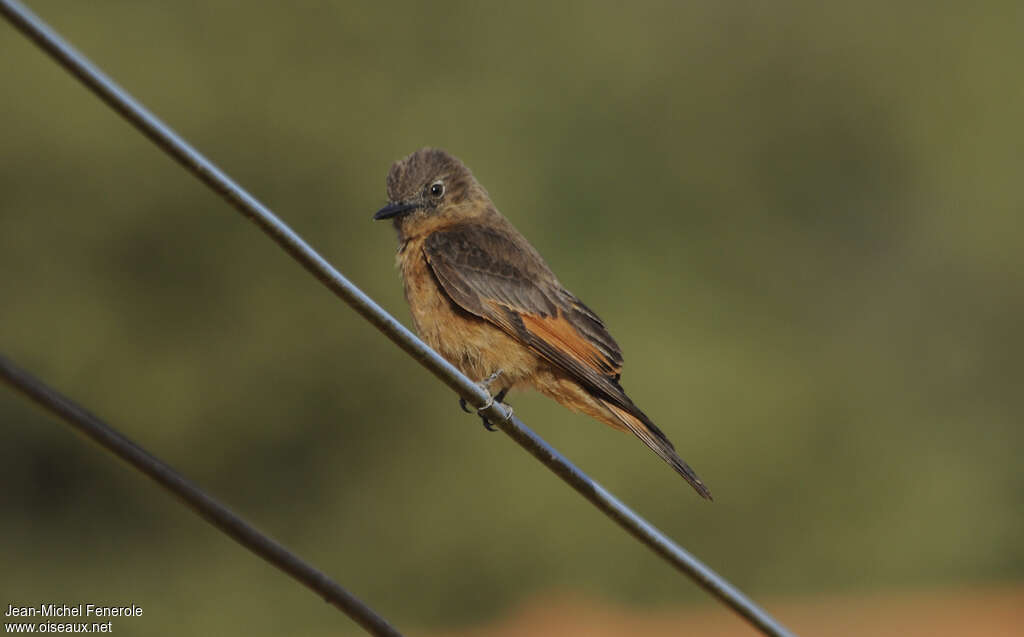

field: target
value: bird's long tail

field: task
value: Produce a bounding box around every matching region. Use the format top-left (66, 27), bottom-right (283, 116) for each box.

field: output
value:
top-left (602, 401), bottom-right (713, 500)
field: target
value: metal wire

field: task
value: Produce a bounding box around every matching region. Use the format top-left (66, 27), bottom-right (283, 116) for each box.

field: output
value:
top-left (0, 355), bottom-right (404, 637)
top-left (1, 1), bottom-right (797, 636)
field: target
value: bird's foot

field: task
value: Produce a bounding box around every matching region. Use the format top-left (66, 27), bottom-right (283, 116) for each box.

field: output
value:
top-left (480, 388), bottom-right (510, 431)
top-left (458, 386), bottom-right (510, 432)
top-left (480, 369), bottom-right (503, 388)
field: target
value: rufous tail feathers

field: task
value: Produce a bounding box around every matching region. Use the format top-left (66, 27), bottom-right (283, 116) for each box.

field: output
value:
top-left (602, 401), bottom-right (713, 500)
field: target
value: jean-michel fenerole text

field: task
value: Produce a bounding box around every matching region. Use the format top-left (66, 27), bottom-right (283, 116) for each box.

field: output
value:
top-left (5, 604), bottom-right (142, 618)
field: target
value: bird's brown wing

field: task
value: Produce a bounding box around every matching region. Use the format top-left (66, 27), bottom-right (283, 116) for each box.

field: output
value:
top-left (422, 223), bottom-right (628, 408)
top-left (424, 223), bottom-right (713, 499)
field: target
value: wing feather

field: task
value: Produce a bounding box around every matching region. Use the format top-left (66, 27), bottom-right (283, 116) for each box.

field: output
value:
top-left (423, 224), bottom-right (627, 408)
top-left (423, 224), bottom-right (712, 499)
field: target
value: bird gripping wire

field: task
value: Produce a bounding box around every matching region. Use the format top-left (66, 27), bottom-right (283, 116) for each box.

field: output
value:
top-left (0, 2), bottom-right (796, 636)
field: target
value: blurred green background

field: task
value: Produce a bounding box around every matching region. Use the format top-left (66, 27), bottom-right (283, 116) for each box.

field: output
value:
top-left (2, 1), bottom-right (1021, 635)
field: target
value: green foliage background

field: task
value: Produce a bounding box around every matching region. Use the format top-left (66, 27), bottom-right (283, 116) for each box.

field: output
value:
top-left (2, 2), bottom-right (1021, 634)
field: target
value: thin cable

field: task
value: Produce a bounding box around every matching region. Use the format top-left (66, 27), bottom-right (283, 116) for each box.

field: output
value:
top-left (0, 2), bottom-right (796, 635)
top-left (0, 355), bottom-right (405, 637)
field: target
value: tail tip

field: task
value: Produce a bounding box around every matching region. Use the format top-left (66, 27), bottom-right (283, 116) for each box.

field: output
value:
top-left (694, 482), bottom-right (714, 501)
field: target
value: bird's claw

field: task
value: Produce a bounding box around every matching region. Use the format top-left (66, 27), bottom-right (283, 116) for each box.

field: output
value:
top-left (458, 386), bottom-right (509, 432)
top-left (479, 388), bottom-right (510, 431)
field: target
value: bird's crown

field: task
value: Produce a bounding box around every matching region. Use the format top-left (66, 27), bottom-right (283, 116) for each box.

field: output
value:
top-left (385, 147), bottom-right (475, 204)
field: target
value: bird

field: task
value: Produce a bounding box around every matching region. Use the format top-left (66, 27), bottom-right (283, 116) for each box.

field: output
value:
top-left (373, 148), bottom-right (712, 499)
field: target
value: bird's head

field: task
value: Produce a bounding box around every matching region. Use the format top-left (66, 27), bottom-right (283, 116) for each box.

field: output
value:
top-left (374, 148), bottom-right (488, 237)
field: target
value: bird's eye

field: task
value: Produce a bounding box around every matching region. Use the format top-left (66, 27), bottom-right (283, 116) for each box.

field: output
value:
top-left (429, 181), bottom-right (444, 197)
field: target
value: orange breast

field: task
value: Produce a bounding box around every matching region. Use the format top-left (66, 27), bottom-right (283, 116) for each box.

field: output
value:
top-left (397, 237), bottom-right (540, 386)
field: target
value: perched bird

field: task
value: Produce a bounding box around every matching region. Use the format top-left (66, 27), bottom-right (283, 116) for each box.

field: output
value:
top-left (374, 148), bottom-right (711, 499)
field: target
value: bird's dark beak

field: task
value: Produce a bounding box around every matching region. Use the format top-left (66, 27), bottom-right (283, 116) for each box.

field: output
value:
top-left (373, 201), bottom-right (421, 220)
